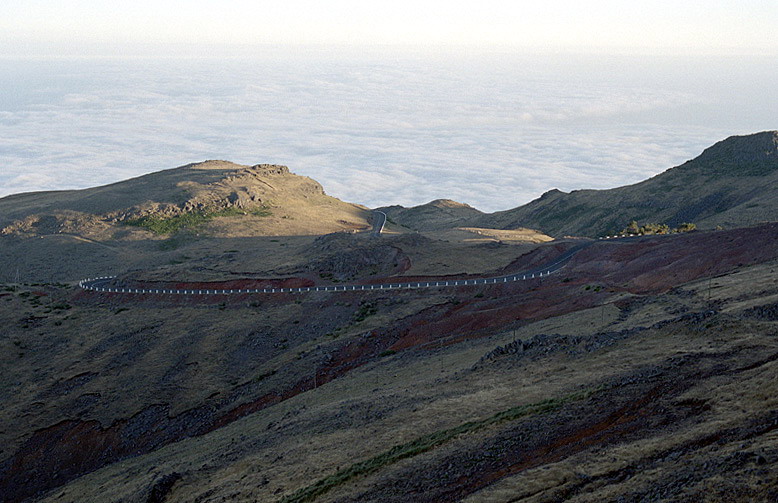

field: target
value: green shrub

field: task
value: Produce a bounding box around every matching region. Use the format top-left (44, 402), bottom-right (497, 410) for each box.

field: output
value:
top-left (617, 221), bottom-right (695, 236)
top-left (353, 302), bottom-right (378, 322)
top-left (124, 206), bottom-right (271, 235)
top-left (281, 388), bottom-right (601, 503)
top-left (676, 222), bottom-right (696, 233)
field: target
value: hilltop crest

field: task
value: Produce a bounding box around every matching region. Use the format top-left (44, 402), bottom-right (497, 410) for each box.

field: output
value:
top-left (427, 198), bottom-right (475, 209)
top-left (480, 131), bottom-right (778, 237)
top-left (379, 198), bottom-right (483, 232)
top-left (668, 130), bottom-right (778, 177)
top-left (0, 161), bottom-right (368, 240)
top-left (696, 130), bottom-right (778, 164)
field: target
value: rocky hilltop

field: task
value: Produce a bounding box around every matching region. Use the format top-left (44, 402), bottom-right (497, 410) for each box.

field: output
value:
top-left (0, 160), bottom-right (370, 239)
top-left (0, 161), bottom-right (375, 283)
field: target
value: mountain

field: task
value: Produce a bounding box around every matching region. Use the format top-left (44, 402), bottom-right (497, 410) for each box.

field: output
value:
top-left (478, 131), bottom-right (778, 237)
top-left (0, 161), bottom-right (554, 285)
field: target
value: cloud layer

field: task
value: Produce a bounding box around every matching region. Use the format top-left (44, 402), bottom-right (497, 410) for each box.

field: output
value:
top-left (1, 53), bottom-right (775, 212)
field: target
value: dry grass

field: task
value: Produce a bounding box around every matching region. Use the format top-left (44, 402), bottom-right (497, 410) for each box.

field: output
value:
top-left (18, 258), bottom-right (775, 502)
top-left (455, 226), bottom-right (554, 244)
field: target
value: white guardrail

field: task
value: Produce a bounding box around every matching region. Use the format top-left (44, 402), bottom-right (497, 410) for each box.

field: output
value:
top-left (600, 234), bottom-right (637, 239)
top-left (78, 233), bottom-right (590, 297)
top-left (78, 269), bottom-right (557, 296)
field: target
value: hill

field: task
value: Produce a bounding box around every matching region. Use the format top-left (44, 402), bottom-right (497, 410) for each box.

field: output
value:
top-left (0, 161), bottom-right (552, 285)
top-left (478, 131), bottom-right (778, 237)
top-left (0, 161), bottom-right (371, 239)
top-left (379, 199), bottom-right (484, 231)
top-left (0, 161), bottom-right (378, 284)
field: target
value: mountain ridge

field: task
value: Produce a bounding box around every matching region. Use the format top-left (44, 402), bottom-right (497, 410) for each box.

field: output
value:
top-left (482, 130), bottom-right (778, 236)
top-left (385, 131), bottom-right (778, 237)
top-left (3, 131), bottom-right (777, 240)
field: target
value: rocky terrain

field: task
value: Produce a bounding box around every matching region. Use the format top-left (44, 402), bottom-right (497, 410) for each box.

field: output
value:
top-left (0, 161), bottom-right (370, 239)
top-left (0, 162), bottom-right (376, 285)
top-left (1, 132), bottom-right (778, 502)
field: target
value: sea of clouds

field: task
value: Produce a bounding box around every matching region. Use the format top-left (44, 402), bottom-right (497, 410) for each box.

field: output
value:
top-left (0, 51), bottom-right (775, 212)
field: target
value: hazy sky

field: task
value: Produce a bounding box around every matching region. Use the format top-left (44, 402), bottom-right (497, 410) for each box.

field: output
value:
top-left (2, 1), bottom-right (777, 56)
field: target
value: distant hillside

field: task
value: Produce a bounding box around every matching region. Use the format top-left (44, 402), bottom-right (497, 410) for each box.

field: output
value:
top-left (0, 161), bottom-right (371, 239)
top-left (379, 199), bottom-right (484, 231)
top-left (3, 131), bottom-right (776, 245)
top-left (478, 131), bottom-right (778, 237)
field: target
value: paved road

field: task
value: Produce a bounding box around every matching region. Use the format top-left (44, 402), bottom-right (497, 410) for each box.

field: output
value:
top-left (372, 210), bottom-right (387, 236)
top-left (78, 240), bottom-right (593, 296)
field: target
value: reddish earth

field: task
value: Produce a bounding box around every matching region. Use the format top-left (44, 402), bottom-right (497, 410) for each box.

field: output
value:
top-left (6, 224), bottom-right (778, 501)
top-left (169, 277), bottom-right (314, 290)
top-left (568, 223), bottom-right (778, 294)
top-left (207, 225), bottom-right (778, 440)
top-left (340, 345), bottom-right (776, 503)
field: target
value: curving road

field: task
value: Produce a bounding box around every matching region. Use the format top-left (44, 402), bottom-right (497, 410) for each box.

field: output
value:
top-left (78, 241), bottom-right (593, 296)
top-left (372, 210), bottom-right (387, 236)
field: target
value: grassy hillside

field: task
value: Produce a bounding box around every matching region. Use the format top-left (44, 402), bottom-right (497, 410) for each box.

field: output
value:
top-left (478, 131), bottom-right (778, 237)
top-left (2, 224), bottom-right (778, 502)
top-left (0, 161), bottom-right (375, 284)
